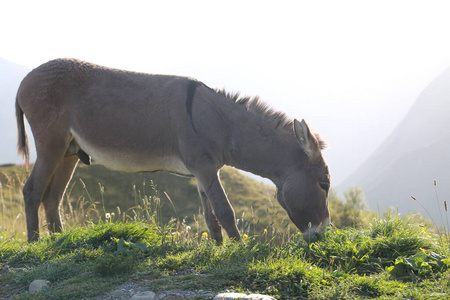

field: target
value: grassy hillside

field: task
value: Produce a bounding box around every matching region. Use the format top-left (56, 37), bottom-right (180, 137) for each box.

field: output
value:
top-left (1, 164), bottom-right (449, 299)
top-left (0, 163), bottom-right (437, 240)
top-left (0, 163), bottom-right (287, 239)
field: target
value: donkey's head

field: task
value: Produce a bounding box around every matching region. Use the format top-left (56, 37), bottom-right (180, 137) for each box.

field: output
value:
top-left (276, 119), bottom-right (331, 241)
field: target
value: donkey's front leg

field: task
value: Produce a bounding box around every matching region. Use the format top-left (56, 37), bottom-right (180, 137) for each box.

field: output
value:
top-left (194, 167), bottom-right (240, 242)
top-left (198, 186), bottom-right (223, 243)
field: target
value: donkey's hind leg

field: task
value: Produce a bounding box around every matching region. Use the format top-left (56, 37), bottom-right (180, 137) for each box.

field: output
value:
top-left (198, 185), bottom-right (223, 244)
top-left (42, 156), bottom-right (79, 234)
top-left (23, 138), bottom-right (71, 243)
top-left (24, 156), bottom-right (63, 242)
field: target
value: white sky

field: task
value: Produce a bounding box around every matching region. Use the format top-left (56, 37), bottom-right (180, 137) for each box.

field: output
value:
top-left (1, 0), bottom-right (450, 185)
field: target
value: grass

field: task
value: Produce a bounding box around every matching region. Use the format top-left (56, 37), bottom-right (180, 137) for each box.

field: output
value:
top-left (0, 164), bottom-right (449, 299)
top-left (0, 218), bottom-right (448, 299)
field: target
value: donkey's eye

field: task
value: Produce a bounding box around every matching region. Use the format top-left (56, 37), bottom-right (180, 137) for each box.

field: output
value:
top-left (319, 182), bottom-right (330, 192)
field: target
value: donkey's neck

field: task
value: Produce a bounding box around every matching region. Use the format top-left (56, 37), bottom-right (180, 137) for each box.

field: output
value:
top-left (225, 116), bottom-right (299, 186)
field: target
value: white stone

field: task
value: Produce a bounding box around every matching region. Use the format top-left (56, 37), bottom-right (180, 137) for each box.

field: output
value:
top-left (247, 294), bottom-right (276, 300)
top-left (131, 291), bottom-right (157, 300)
top-left (29, 279), bottom-right (50, 293)
top-left (214, 293), bottom-right (276, 300)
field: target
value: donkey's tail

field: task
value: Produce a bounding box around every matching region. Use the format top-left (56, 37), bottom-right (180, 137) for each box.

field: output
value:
top-left (16, 98), bottom-right (30, 164)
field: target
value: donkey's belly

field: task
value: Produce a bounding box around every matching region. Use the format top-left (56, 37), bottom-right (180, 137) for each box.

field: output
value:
top-left (71, 130), bottom-right (192, 175)
top-left (94, 151), bottom-right (192, 175)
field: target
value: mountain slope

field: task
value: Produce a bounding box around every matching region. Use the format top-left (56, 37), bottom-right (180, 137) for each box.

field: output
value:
top-left (0, 58), bottom-right (30, 165)
top-left (340, 67), bottom-right (450, 225)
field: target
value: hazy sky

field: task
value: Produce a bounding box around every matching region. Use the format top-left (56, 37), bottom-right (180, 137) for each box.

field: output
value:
top-left (2, 0), bottom-right (450, 185)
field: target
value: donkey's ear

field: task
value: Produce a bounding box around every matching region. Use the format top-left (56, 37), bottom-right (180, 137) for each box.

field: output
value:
top-left (293, 119), bottom-right (319, 159)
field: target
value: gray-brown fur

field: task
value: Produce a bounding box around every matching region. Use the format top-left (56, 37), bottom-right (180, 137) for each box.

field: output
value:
top-left (214, 89), bottom-right (292, 129)
top-left (16, 58), bottom-right (331, 243)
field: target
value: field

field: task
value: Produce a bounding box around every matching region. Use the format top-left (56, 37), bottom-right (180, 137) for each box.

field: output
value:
top-left (0, 164), bottom-right (449, 299)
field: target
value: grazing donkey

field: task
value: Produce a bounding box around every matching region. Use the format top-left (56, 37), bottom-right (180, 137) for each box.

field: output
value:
top-left (16, 58), bottom-right (331, 243)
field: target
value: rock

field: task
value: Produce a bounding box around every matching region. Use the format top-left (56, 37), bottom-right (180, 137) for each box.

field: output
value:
top-left (131, 290), bottom-right (156, 300)
top-left (162, 293), bottom-right (187, 299)
top-left (29, 279), bottom-right (50, 293)
top-left (1, 265), bottom-right (10, 273)
top-left (214, 293), bottom-right (276, 300)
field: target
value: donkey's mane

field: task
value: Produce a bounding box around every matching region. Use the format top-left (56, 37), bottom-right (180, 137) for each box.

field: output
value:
top-left (215, 89), bottom-right (327, 150)
top-left (215, 89), bottom-right (292, 129)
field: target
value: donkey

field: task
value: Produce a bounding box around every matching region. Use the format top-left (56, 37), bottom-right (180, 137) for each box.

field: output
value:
top-left (16, 58), bottom-right (331, 243)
